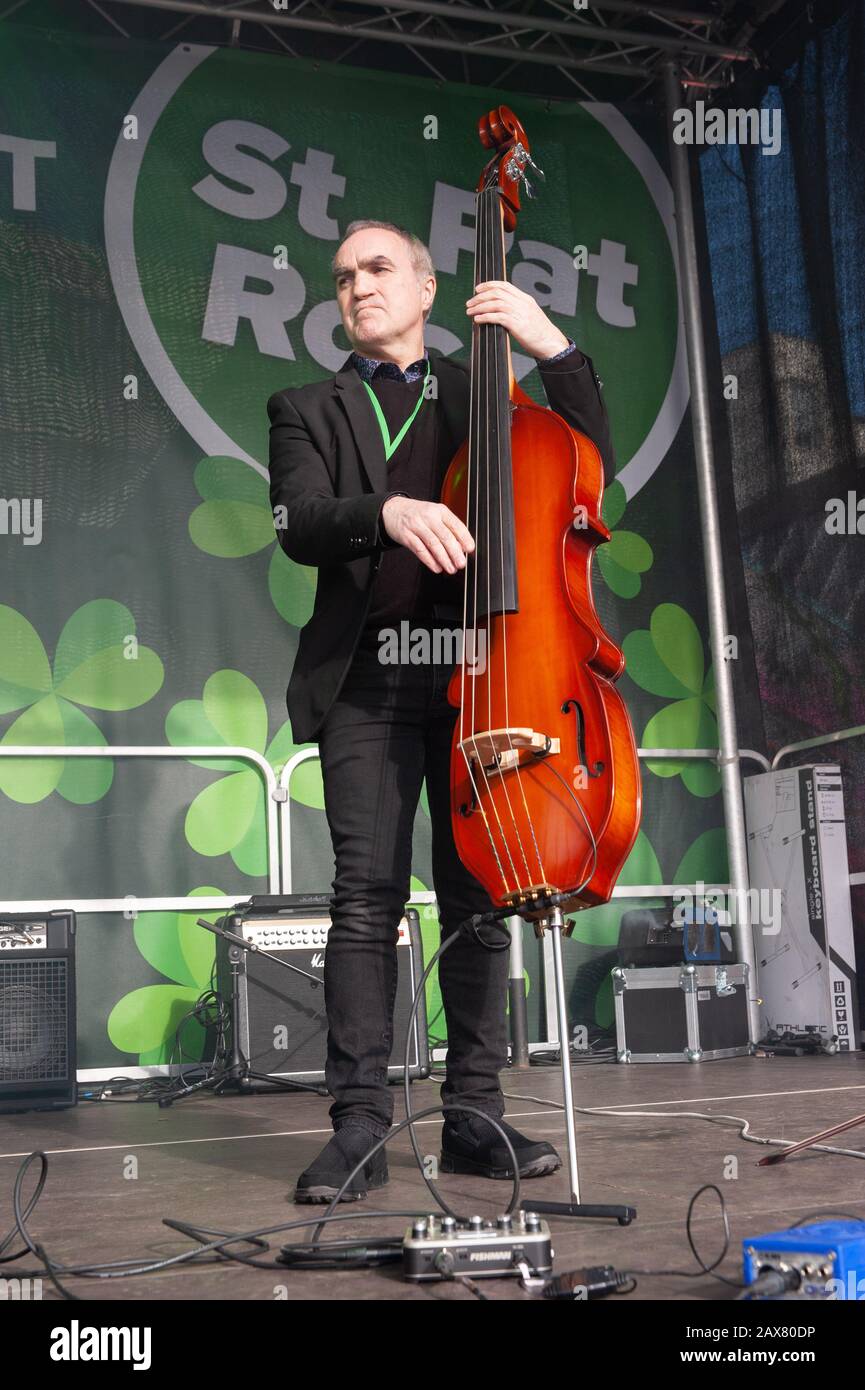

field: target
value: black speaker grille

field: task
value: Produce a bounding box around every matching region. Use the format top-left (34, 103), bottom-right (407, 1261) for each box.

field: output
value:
top-left (0, 959), bottom-right (69, 1081)
top-left (215, 908), bottom-right (430, 1083)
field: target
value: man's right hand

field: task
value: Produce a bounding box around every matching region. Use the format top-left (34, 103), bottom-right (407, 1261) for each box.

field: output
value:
top-left (380, 497), bottom-right (475, 574)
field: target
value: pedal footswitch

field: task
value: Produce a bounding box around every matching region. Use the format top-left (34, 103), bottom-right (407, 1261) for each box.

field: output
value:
top-left (402, 1210), bottom-right (553, 1281)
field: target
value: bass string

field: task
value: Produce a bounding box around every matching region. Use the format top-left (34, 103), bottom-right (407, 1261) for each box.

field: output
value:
top-left (485, 182), bottom-right (546, 892)
top-left (459, 179), bottom-right (544, 898)
top-left (456, 140), bottom-right (605, 912)
top-left (459, 181), bottom-right (512, 896)
top-left (482, 184), bottom-right (538, 889)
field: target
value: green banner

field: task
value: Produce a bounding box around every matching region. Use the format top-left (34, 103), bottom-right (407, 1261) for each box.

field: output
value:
top-left (0, 19), bottom-right (725, 1071)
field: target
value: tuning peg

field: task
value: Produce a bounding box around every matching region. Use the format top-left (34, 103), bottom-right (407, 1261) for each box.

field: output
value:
top-left (526, 152), bottom-right (546, 183)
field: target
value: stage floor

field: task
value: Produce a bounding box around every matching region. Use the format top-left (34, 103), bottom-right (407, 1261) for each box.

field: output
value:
top-left (2, 1053), bottom-right (864, 1301)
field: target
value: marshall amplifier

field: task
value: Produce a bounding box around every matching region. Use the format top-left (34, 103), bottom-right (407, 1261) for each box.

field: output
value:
top-left (215, 894), bottom-right (430, 1083)
top-left (0, 910), bottom-right (77, 1113)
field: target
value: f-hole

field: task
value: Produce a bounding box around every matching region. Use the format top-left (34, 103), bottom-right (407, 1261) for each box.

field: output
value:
top-left (562, 698), bottom-right (604, 778)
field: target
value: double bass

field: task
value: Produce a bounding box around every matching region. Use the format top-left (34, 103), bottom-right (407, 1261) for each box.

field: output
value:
top-left (441, 107), bottom-right (641, 931)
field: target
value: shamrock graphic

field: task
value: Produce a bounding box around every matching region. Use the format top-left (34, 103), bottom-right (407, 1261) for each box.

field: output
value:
top-left (622, 602), bottom-right (721, 796)
top-left (596, 479), bottom-right (654, 599)
top-left (566, 828), bottom-right (665, 951)
top-left (188, 456), bottom-right (315, 626)
top-left (165, 669), bottom-right (324, 878)
top-left (0, 600), bottom-right (164, 803)
top-left (107, 888), bottom-right (222, 1064)
top-left (411, 875), bottom-right (446, 1044)
top-left (565, 829), bottom-right (664, 1028)
top-left (566, 826), bottom-right (728, 1028)
top-left (411, 874), bottom-right (529, 1046)
top-left (675, 827), bottom-right (729, 889)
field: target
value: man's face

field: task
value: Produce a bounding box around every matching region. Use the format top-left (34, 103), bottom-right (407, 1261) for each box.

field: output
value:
top-left (333, 228), bottom-right (435, 353)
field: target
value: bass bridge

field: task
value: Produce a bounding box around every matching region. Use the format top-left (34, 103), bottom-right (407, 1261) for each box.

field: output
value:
top-left (460, 727), bottom-right (560, 775)
top-left (457, 728), bottom-right (559, 816)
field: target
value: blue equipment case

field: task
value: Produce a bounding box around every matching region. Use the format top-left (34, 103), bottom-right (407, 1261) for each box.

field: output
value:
top-left (743, 1220), bottom-right (865, 1299)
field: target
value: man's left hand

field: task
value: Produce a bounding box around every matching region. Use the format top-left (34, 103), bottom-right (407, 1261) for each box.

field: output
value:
top-left (466, 281), bottom-right (569, 360)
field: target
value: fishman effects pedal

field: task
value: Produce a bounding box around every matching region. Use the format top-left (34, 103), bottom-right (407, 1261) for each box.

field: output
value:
top-left (402, 1211), bottom-right (553, 1281)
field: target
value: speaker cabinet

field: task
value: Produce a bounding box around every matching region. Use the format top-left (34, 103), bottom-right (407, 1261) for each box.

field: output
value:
top-left (215, 895), bottom-right (430, 1083)
top-left (0, 911), bottom-right (77, 1113)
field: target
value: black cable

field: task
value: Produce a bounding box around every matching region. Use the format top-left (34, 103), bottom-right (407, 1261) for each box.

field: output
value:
top-left (160, 988), bottom-right (229, 1091)
top-left (0, 1147), bottom-right (47, 1263)
top-left (530, 757), bottom-right (599, 891)
top-left (7, 889), bottom-right (610, 1289)
top-left (274, 1236), bottom-right (402, 1269)
top-left (78, 987), bottom-right (231, 1104)
top-left (394, 909), bottom-right (519, 1230)
top-left (454, 1274), bottom-right (489, 1300)
top-left (529, 1038), bottom-right (616, 1067)
top-left (381, 819), bottom-right (602, 1237)
top-left (293, 907), bottom-right (533, 1248)
top-left (9, 1154), bottom-right (78, 1300)
top-left (0, 914), bottom-right (524, 1287)
top-left (5, 913), bottom-right (523, 1284)
top-left (542, 1264), bottom-right (635, 1299)
top-left (168, 991), bottom-right (223, 1069)
top-left (4, 1163), bottom-right (432, 1283)
top-left (158, 1207), bottom-right (431, 1273)
top-left (787, 1210), bottom-right (865, 1227)
top-left (16, 1010), bottom-right (856, 1295)
top-left (621, 1184), bottom-right (748, 1290)
top-left (374, 877), bottom-right (601, 1240)
top-left (305, 1104), bottom-right (522, 1249)
top-left (736, 1268), bottom-right (801, 1301)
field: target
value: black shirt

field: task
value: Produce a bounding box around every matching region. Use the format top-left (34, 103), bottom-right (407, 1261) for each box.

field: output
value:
top-left (357, 369), bottom-right (463, 631)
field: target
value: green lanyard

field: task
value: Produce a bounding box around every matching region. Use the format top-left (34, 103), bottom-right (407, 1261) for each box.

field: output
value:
top-left (362, 360), bottom-right (430, 461)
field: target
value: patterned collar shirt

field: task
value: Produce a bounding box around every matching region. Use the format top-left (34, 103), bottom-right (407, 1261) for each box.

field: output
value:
top-left (347, 338), bottom-right (577, 383)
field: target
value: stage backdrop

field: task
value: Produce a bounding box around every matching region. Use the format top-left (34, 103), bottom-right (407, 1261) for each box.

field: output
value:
top-left (700, 2), bottom-right (865, 1011)
top-left (0, 18), bottom-right (732, 1071)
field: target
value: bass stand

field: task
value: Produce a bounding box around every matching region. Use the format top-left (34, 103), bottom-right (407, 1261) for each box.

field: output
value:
top-left (523, 904), bottom-right (636, 1226)
top-left (157, 918), bottom-right (328, 1107)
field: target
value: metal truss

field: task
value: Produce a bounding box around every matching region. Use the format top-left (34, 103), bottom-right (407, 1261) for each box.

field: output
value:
top-left (57, 0), bottom-right (761, 101)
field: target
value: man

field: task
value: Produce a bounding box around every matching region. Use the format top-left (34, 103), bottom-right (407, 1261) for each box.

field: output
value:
top-left (268, 220), bottom-right (614, 1203)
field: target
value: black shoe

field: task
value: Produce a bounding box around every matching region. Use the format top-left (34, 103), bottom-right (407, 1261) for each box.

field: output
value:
top-left (293, 1125), bottom-right (389, 1204)
top-left (440, 1115), bottom-right (562, 1179)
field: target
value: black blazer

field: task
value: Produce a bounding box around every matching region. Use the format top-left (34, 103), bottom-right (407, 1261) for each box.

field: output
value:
top-left (267, 345), bottom-right (615, 744)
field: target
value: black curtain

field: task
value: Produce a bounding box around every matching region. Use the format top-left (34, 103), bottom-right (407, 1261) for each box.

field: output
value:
top-left (699, 1), bottom-right (865, 1013)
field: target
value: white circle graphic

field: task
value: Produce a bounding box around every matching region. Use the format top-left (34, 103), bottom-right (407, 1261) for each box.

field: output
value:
top-left (105, 49), bottom-right (688, 497)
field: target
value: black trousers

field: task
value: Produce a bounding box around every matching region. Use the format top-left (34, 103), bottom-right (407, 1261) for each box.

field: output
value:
top-left (316, 622), bottom-right (509, 1139)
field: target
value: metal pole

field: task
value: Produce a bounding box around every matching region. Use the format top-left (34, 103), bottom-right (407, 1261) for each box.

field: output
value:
top-left (582, 0), bottom-right (723, 20)
top-left (0, 743), bottom-right (281, 893)
top-left (104, 0), bottom-right (749, 61)
top-left (102, 0), bottom-right (653, 78)
top-left (320, 0), bottom-right (754, 61)
top-left (507, 915), bottom-right (530, 1067)
top-left (662, 62), bottom-right (760, 1042)
top-left (772, 723), bottom-right (865, 770)
top-left (549, 910), bottom-right (581, 1203)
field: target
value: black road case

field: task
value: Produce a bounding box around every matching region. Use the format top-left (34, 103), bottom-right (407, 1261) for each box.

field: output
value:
top-left (613, 963), bottom-right (751, 1063)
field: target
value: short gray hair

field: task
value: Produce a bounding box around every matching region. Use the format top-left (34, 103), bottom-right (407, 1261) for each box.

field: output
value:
top-left (332, 219), bottom-right (435, 319)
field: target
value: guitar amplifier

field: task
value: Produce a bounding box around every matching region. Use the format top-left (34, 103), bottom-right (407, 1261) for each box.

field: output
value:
top-left (215, 894), bottom-right (430, 1083)
top-left (0, 910), bottom-right (77, 1113)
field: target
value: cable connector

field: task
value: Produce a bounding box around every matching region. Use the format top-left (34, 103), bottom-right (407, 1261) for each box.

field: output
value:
top-left (542, 1265), bottom-right (630, 1299)
top-left (739, 1265), bottom-right (801, 1300)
